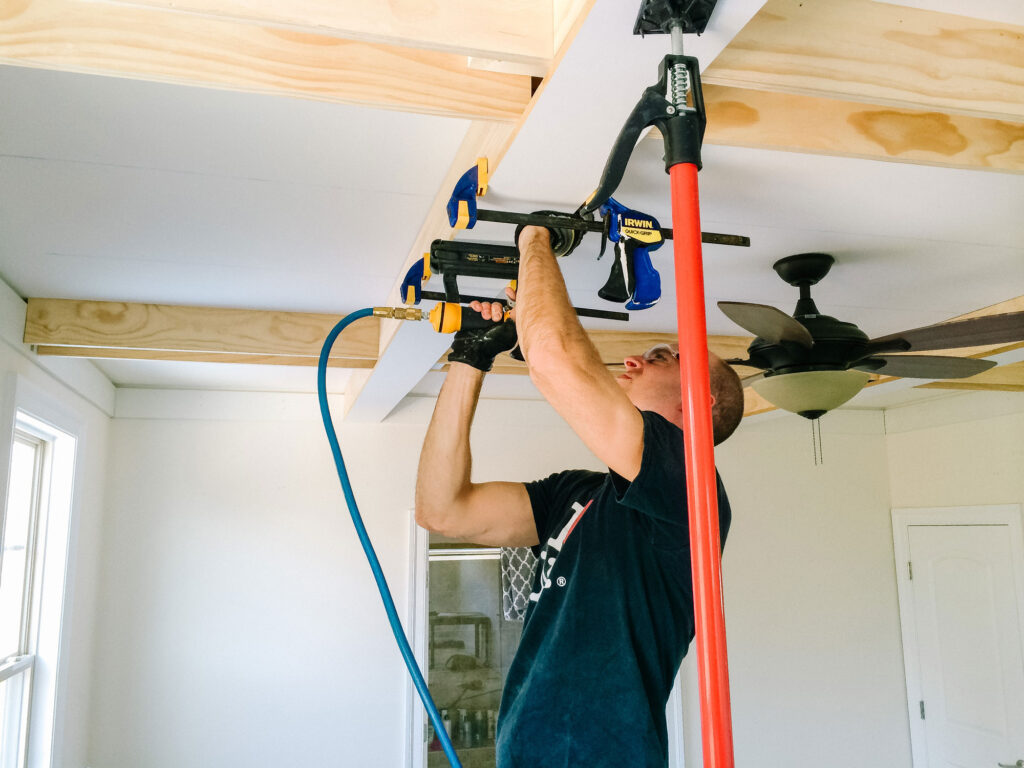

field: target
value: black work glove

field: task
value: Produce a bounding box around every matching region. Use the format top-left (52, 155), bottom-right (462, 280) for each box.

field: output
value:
top-left (515, 210), bottom-right (586, 259)
top-left (448, 321), bottom-right (518, 372)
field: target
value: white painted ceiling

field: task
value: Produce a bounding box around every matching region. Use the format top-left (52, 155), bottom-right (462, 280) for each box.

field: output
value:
top-left (1, 0), bottom-right (1022, 412)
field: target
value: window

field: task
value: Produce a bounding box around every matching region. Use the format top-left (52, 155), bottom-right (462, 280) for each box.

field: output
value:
top-left (0, 430), bottom-right (45, 768)
top-left (0, 411), bottom-right (76, 768)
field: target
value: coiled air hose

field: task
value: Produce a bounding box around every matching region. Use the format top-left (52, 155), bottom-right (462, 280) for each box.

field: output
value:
top-left (317, 307), bottom-right (462, 768)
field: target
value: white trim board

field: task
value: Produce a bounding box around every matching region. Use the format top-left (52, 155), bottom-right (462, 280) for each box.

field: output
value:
top-left (406, 512), bottom-right (429, 768)
top-left (0, 278), bottom-right (115, 418)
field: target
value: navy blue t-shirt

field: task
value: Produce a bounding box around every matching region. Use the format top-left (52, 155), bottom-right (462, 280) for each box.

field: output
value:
top-left (495, 411), bottom-right (731, 768)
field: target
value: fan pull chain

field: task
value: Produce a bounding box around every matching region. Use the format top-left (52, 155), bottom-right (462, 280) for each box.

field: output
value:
top-left (811, 418), bottom-right (823, 466)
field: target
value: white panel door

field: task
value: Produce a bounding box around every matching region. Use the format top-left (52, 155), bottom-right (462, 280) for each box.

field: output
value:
top-left (907, 523), bottom-right (1024, 768)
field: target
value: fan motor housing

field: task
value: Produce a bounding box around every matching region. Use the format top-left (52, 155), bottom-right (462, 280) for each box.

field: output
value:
top-left (747, 313), bottom-right (869, 373)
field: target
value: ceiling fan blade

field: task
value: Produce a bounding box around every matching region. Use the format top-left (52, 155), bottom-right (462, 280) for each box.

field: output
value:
top-left (854, 354), bottom-right (997, 379)
top-left (739, 372), bottom-right (766, 388)
top-left (718, 302), bottom-right (813, 348)
top-left (866, 311), bottom-right (1024, 354)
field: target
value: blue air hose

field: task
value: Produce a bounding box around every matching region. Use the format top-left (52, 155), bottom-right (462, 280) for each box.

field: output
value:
top-left (318, 308), bottom-right (462, 768)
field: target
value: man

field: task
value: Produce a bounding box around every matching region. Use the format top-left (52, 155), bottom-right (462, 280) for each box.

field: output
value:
top-left (415, 223), bottom-right (744, 767)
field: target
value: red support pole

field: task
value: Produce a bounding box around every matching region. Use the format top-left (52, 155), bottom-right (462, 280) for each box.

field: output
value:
top-left (669, 161), bottom-right (735, 768)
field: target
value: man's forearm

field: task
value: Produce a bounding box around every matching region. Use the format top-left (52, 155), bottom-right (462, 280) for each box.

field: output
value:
top-left (414, 363), bottom-right (483, 532)
top-left (516, 228), bottom-right (602, 371)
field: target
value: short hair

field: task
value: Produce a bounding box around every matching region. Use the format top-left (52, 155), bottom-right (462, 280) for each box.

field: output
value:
top-left (709, 356), bottom-right (743, 445)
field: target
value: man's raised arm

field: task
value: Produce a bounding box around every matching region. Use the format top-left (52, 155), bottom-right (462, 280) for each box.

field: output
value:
top-left (514, 226), bottom-right (646, 481)
top-left (414, 344), bottom-right (537, 547)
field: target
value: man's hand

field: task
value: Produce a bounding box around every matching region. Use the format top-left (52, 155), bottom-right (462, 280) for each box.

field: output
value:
top-left (447, 299), bottom-right (517, 371)
top-left (515, 211), bottom-right (584, 258)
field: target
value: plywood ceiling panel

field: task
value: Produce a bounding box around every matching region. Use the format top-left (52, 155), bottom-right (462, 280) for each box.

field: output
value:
top-left (0, 0), bottom-right (532, 120)
top-left (102, 0), bottom-right (553, 66)
top-left (704, 0), bottom-right (1024, 121)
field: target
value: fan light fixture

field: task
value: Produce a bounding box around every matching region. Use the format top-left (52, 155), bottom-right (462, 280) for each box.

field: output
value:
top-left (751, 370), bottom-right (871, 420)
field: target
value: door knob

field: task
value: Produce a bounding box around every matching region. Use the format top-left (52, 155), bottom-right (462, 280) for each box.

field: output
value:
top-left (996, 761), bottom-right (1023, 768)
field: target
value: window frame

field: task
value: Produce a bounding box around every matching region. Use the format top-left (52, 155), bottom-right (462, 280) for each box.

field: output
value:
top-left (0, 426), bottom-right (51, 768)
top-left (2, 430), bottom-right (48, 662)
top-left (0, 374), bottom-right (82, 768)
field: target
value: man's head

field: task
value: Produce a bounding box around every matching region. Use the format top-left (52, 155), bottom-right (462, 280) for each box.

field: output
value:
top-left (616, 344), bottom-right (744, 444)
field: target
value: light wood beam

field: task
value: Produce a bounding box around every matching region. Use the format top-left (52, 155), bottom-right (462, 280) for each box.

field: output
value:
top-left (25, 299), bottom-right (765, 403)
top-left (553, 0), bottom-right (593, 52)
top-left (24, 297), bottom-right (785, 417)
top-left (32, 346), bottom-right (373, 368)
top-left (0, 0), bottom-right (532, 121)
top-left (704, 0), bottom-right (1024, 122)
top-left (101, 0), bottom-right (553, 69)
top-left (25, 298), bottom-right (380, 364)
top-left (685, 85), bottom-right (1024, 173)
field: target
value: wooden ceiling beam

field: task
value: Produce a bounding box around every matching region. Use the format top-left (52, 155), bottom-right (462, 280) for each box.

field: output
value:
top-left (24, 298), bottom-right (381, 364)
top-left (0, 0), bottom-right (533, 121)
top-left (689, 85), bottom-right (1024, 173)
top-left (99, 0), bottom-right (553, 69)
top-left (28, 298), bottom-right (751, 367)
top-left (31, 346), bottom-right (373, 368)
top-left (703, 0), bottom-right (1024, 122)
top-left (25, 296), bottom-right (779, 413)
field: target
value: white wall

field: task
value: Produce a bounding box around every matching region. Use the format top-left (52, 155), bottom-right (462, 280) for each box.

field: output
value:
top-left (89, 390), bottom-right (604, 768)
top-left (89, 381), bottom-right (932, 768)
top-left (0, 279), bottom-right (113, 768)
top-left (693, 410), bottom-right (913, 768)
top-left (885, 392), bottom-right (1024, 508)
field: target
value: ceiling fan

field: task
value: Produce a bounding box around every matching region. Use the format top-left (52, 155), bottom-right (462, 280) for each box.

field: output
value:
top-left (719, 253), bottom-right (1024, 420)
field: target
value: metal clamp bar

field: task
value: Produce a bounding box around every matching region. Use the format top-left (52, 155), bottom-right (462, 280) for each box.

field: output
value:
top-left (419, 291), bottom-right (629, 322)
top-left (473, 209), bottom-right (749, 247)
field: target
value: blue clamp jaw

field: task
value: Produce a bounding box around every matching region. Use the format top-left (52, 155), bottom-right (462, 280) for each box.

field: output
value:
top-left (445, 158), bottom-right (489, 230)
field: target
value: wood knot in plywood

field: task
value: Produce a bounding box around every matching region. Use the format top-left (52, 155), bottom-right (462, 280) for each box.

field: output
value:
top-left (712, 100), bottom-right (760, 128)
top-left (0, 0), bottom-right (30, 21)
top-left (79, 301), bottom-right (140, 329)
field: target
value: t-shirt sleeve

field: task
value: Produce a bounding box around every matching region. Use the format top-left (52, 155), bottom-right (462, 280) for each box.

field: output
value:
top-left (524, 471), bottom-right (565, 547)
top-left (611, 410), bottom-right (732, 544)
top-left (524, 469), bottom-right (603, 552)
top-left (610, 410), bottom-right (687, 524)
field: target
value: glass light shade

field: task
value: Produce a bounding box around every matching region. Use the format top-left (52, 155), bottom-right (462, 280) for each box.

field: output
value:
top-left (751, 369), bottom-right (871, 417)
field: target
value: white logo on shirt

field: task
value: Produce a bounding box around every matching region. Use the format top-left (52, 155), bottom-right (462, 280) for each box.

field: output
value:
top-left (529, 499), bottom-right (592, 603)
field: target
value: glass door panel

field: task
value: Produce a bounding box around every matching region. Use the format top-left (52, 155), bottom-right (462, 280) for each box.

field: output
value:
top-left (426, 547), bottom-right (527, 768)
